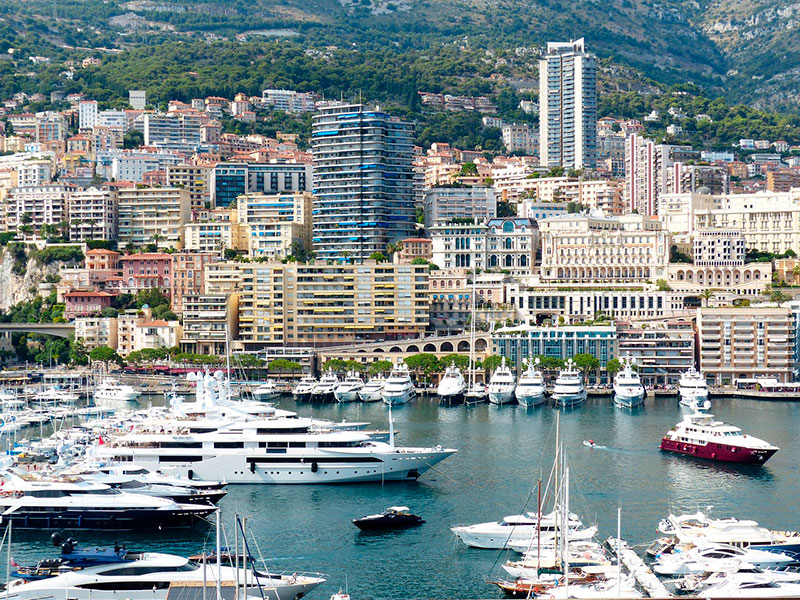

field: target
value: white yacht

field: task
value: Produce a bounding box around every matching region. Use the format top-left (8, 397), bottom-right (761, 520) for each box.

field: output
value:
top-left (94, 374), bottom-right (454, 484)
top-left (488, 357), bottom-right (516, 405)
top-left (2, 548), bottom-right (325, 600)
top-left (552, 358), bottom-right (587, 408)
top-left (334, 371), bottom-right (364, 403)
top-left (33, 387), bottom-right (79, 405)
top-left (292, 375), bottom-right (317, 402)
top-left (515, 358), bottom-right (547, 407)
top-left (701, 576), bottom-right (800, 598)
top-left (613, 353), bottom-right (645, 408)
top-left (252, 380), bottom-right (281, 402)
top-left (437, 362), bottom-right (467, 404)
top-left (451, 511), bottom-right (594, 549)
top-left (0, 472), bottom-right (215, 530)
top-left (652, 544), bottom-right (795, 575)
top-left (382, 363), bottom-right (416, 405)
top-left (679, 366), bottom-right (709, 406)
top-left (311, 371), bottom-right (338, 403)
top-left (358, 376), bottom-right (385, 402)
top-left (94, 379), bottom-right (140, 404)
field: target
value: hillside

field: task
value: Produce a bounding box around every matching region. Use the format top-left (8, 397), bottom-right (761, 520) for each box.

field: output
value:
top-left (0, 0), bottom-right (800, 113)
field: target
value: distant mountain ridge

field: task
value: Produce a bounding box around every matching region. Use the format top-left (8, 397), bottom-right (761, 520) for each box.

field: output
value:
top-left (1, 0), bottom-right (800, 111)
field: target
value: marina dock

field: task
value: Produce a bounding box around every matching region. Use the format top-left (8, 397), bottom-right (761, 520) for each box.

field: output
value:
top-left (605, 536), bottom-right (671, 598)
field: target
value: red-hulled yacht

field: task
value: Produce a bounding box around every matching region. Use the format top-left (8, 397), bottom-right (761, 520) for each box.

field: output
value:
top-left (660, 401), bottom-right (778, 464)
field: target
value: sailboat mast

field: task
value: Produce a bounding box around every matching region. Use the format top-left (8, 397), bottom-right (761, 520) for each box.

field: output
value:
top-left (536, 479), bottom-right (541, 575)
top-left (563, 464), bottom-right (569, 595)
top-left (469, 269), bottom-right (476, 389)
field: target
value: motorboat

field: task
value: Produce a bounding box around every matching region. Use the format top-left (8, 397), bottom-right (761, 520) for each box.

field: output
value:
top-left (613, 353), bottom-right (645, 408)
top-left (381, 363), bottom-right (416, 406)
top-left (551, 358), bottom-right (587, 408)
top-left (675, 562), bottom-right (800, 594)
top-left (334, 372), bottom-right (365, 403)
top-left (93, 372), bottom-right (455, 484)
top-left (700, 575), bottom-right (800, 598)
top-left (660, 401), bottom-right (779, 464)
top-left (515, 358), bottom-right (546, 407)
top-left (679, 366), bottom-right (709, 407)
top-left (94, 379), bottom-right (140, 404)
top-left (66, 463), bottom-right (225, 492)
top-left (656, 511), bottom-right (800, 554)
top-left (488, 358), bottom-right (516, 405)
top-left (451, 511), bottom-right (593, 549)
top-left (652, 544), bottom-right (795, 574)
top-left (437, 362), bottom-right (466, 405)
top-left (358, 376), bottom-right (385, 402)
top-left (464, 381), bottom-right (488, 404)
top-left (291, 375), bottom-right (317, 402)
top-left (352, 506), bottom-right (425, 530)
top-left (252, 380), bottom-right (281, 402)
top-left (310, 371), bottom-right (339, 403)
top-left (2, 543), bottom-right (325, 600)
top-left (33, 388), bottom-right (79, 405)
top-left (0, 472), bottom-right (215, 530)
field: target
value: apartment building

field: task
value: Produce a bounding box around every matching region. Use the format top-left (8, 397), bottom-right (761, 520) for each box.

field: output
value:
top-left (395, 238), bottom-right (433, 264)
top-left (139, 113), bottom-right (203, 146)
top-left (697, 307), bottom-right (794, 384)
top-left (237, 192), bottom-right (313, 259)
top-left (617, 320), bottom-right (696, 386)
top-left (767, 169), bottom-right (800, 192)
top-left (423, 186), bottom-right (496, 228)
top-left (117, 187), bottom-right (191, 250)
top-left (261, 89), bottom-right (317, 113)
top-left (74, 316), bottom-right (118, 350)
top-left (6, 184), bottom-right (72, 235)
top-left (539, 38), bottom-right (597, 169)
top-left (117, 253), bottom-right (173, 295)
top-left (16, 159), bottom-right (53, 187)
top-left (236, 261), bottom-right (429, 349)
top-left (165, 164), bottom-right (211, 213)
top-left (312, 104), bottom-right (416, 262)
top-left (171, 251), bottom-right (217, 315)
top-left (211, 161), bottom-right (311, 208)
top-left (538, 213), bottom-right (669, 283)
top-left (63, 291), bottom-right (115, 319)
top-left (183, 209), bottom-right (246, 253)
top-left (502, 123), bottom-right (538, 154)
top-left (660, 191), bottom-right (800, 255)
top-left (692, 229), bottom-right (745, 267)
top-left (180, 294), bottom-right (238, 355)
top-left (78, 101), bottom-right (98, 130)
top-left (67, 187), bottom-right (118, 241)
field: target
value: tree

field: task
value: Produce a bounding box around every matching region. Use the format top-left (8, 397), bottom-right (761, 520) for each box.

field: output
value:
top-left (605, 358), bottom-right (623, 380)
top-left (123, 129), bottom-right (144, 149)
top-left (699, 289), bottom-right (716, 307)
top-left (771, 290), bottom-right (791, 306)
top-left (89, 346), bottom-right (123, 369)
top-left (368, 360), bottom-right (393, 375)
top-left (267, 358), bottom-right (302, 373)
top-left (135, 289), bottom-right (170, 309)
top-left (440, 353), bottom-right (470, 370)
top-left (237, 354), bottom-right (265, 368)
top-left (655, 279), bottom-right (671, 291)
top-left (369, 251), bottom-right (387, 263)
top-left (481, 355), bottom-right (505, 373)
top-left (792, 264), bottom-right (800, 284)
top-left (573, 353), bottom-right (600, 377)
top-left (537, 356), bottom-right (565, 372)
top-left (386, 242), bottom-right (403, 258)
top-left (404, 353), bottom-right (439, 374)
top-left (344, 359), bottom-right (365, 372)
top-left (68, 335), bottom-right (89, 366)
top-left (322, 358), bottom-right (347, 373)
top-left (150, 233), bottom-right (165, 247)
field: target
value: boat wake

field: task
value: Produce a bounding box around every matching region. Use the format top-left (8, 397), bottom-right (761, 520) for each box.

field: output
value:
top-left (583, 440), bottom-right (608, 450)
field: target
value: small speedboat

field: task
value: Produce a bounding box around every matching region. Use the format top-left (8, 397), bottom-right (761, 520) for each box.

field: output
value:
top-left (352, 506), bottom-right (425, 531)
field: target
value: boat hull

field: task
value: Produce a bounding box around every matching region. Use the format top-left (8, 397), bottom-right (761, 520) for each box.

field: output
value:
top-left (438, 391), bottom-right (465, 405)
top-left (334, 390), bottom-right (361, 403)
top-left (552, 391), bottom-right (587, 408)
top-left (515, 391), bottom-right (546, 407)
top-left (614, 390), bottom-right (645, 408)
top-left (0, 507), bottom-right (214, 530)
top-left (310, 391), bottom-right (335, 403)
top-left (659, 438), bottom-right (777, 464)
top-left (358, 390), bottom-right (383, 402)
top-left (382, 389), bottom-right (416, 405)
top-left (352, 514), bottom-right (425, 530)
top-left (488, 391), bottom-right (516, 405)
top-left (292, 391), bottom-right (312, 402)
top-left (253, 392), bottom-right (281, 402)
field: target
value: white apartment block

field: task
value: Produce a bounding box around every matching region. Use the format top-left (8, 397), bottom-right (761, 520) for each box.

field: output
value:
top-left (424, 186), bottom-right (496, 228)
top-left (165, 164), bottom-right (211, 212)
top-left (261, 89), bottom-right (316, 113)
top-left (129, 90), bottom-right (146, 110)
top-left (660, 191), bottom-right (800, 255)
top-left (111, 153), bottom-right (184, 182)
top-left (74, 316), bottom-right (118, 350)
top-left (430, 218), bottom-right (536, 275)
top-left (502, 123), bottom-right (538, 154)
top-left (98, 109), bottom-right (127, 132)
top-left (539, 212), bottom-right (669, 282)
top-left (67, 187), bottom-right (118, 241)
top-left (698, 307), bottom-right (794, 384)
top-left (16, 159), bottom-right (52, 187)
top-left (6, 184), bottom-right (71, 234)
top-left (693, 229), bottom-right (745, 267)
top-left (237, 192), bottom-right (313, 259)
top-left (117, 187), bottom-right (191, 250)
top-left (539, 38), bottom-right (597, 169)
top-left (139, 113), bottom-right (203, 146)
top-left (78, 101), bottom-right (98, 131)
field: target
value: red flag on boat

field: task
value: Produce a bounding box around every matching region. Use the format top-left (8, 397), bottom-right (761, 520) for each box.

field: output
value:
top-left (98, 435), bottom-right (105, 445)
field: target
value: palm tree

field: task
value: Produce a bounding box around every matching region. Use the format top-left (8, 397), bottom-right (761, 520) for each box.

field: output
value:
top-left (150, 233), bottom-right (165, 248)
top-left (86, 219), bottom-right (97, 241)
top-left (792, 264), bottom-right (800, 284)
top-left (386, 242), bottom-right (403, 258)
top-left (70, 219), bottom-right (83, 241)
top-left (771, 290), bottom-right (791, 306)
top-left (699, 289), bottom-right (716, 307)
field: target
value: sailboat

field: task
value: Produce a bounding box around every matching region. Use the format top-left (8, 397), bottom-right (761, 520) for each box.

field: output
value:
top-left (465, 271), bottom-right (487, 404)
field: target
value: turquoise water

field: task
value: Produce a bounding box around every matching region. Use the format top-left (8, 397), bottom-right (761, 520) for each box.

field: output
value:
top-left (8, 395), bottom-right (800, 599)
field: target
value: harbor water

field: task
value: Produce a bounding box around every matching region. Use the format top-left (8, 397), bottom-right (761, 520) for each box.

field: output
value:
top-left (7, 393), bottom-right (800, 599)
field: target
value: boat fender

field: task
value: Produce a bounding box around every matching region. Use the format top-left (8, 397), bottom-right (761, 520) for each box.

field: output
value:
top-left (711, 453), bottom-right (715, 459)
top-left (311, 462), bottom-right (319, 473)
top-left (188, 470), bottom-right (194, 480)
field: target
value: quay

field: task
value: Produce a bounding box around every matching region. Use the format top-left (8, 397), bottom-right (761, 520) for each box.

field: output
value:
top-left (604, 536), bottom-right (671, 599)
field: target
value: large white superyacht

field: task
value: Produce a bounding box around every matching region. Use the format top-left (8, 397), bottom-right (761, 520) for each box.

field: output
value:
top-left (95, 371), bottom-right (455, 484)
